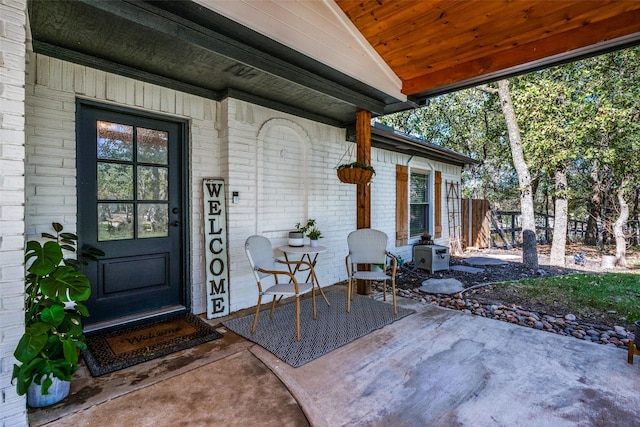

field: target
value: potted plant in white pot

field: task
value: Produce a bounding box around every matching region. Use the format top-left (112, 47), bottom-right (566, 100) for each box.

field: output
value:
top-left (290, 219), bottom-right (318, 247)
top-left (306, 226), bottom-right (323, 248)
top-left (12, 223), bottom-right (103, 407)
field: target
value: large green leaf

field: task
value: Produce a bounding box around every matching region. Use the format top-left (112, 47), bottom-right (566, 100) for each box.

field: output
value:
top-left (40, 304), bottom-right (65, 327)
top-left (13, 357), bottom-right (47, 395)
top-left (39, 266), bottom-right (91, 302)
top-left (62, 338), bottom-right (78, 365)
top-left (74, 302), bottom-right (90, 317)
top-left (39, 374), bottom-right (54, 395)
top-left (29, 322), bottom-right (53, 335)
top-left (50, 363), bottom-right (75, 382)
top-left (14, 330), bottom-right (48, 363)
top-left (25, 241), bottom-right (63, 276)
top-left (59, 232), bottom-right (78, 241)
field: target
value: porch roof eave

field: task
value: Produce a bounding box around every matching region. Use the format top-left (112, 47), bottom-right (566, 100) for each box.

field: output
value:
top-left (346, 124), bottom-right (478, 168)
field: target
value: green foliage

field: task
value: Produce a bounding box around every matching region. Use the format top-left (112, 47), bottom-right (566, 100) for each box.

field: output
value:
top-left (295, 219), bottom-right (322, 239)
top-left (12, 223), bottom-right (103, 396)
top-left (376, 89), bottom-right (519, 209)
top-left (307, 227), bottom-right (323, 240)
top-left (336, 162), bottom-right (376, 174)
top-left (377, 45), bottom-right (640, 226)
top-left (494, 273), bottom-right (640, 327)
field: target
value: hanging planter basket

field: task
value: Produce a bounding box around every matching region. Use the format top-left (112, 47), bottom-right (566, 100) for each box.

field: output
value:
top-left (336, 163), bottom-right (375, 185)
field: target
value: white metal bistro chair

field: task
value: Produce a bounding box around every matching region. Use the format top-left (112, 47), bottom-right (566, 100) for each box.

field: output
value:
top-left (245, 235), bottom-right (317, 341)
top-left (345, 228), bottom-right (397, 314)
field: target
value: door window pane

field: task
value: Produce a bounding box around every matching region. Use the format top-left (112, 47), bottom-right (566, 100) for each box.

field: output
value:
top-left (97, 121), bottom-right (133, 161)
top-left (138, 203), bottom-right (169, 238)
top-left (137, 128), bottom-right (168, 165)
top-left (137, 166), bottom-right (168, 200)
top-left (98, 203), bottom-right (134, 241)
top-left (97, 163), bottom-right (133, 200)
top-left (95, 121), bottom-right (171, 242)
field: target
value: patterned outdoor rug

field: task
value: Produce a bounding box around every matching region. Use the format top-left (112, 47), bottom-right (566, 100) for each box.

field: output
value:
top-left (223, 290), bottom-right (414, 367)
top-left (83, 313), bottom-right (222, 376)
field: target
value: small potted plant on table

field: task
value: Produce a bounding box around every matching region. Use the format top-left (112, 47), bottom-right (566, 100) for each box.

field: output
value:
top-left (288, 219), bottom-right (313, 247)
top-left (307, 226), bottom-right (323, 248)
top-left (289, 219), bottom-right (322, 247)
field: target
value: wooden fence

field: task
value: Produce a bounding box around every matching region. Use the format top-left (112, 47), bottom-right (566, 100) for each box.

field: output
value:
top-left (461, 199), bottom-right (491, 249)
top-left (461, 200), bottom-right (589, 249)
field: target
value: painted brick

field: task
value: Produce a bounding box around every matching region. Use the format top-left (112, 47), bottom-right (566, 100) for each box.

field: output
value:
top-left (0, 412), bottom-right (27, 427)
top-left (21, 54), bottom-right (464, 329)
top-left (0, 127), bottom-right (24, 144)
top-left (0, 168), bottom-right (24, 189)
top-left (0, 235), bottom-right (23, 252)
top-left (0, 80), bottom-right (25, 102)
top-left (0, 144), bottom-right (26, 162)
top-left (2, 325), bottom-right (26, 350)
top-left (0, 188), bottom-right (24, 205)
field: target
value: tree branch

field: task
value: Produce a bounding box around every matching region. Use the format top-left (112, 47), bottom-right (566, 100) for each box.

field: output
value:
top-left (475, 84), bottom-right (497, 95)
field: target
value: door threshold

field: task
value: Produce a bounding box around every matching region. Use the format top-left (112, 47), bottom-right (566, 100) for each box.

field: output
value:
top-left (84, 305), bottom-right (187, 333)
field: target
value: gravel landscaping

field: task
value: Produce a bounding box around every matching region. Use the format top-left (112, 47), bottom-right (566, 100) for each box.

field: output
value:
top-left (377, 245), bottom-right (640, 351)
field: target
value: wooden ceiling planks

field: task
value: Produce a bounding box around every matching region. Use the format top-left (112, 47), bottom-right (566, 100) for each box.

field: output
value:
top-left (398, 2), bottom-right (619, 74)
top-left (402, 7), bottom-right (640, 95)
top-left (335, 0), bottom-right (640, 97)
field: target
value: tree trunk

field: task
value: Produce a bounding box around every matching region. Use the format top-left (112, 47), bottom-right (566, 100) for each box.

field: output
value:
top-left (602, 182), bottom-right (612, 248)
top-left (497, 79), bottom-right (539, 270)
top-left (585, 159), bottom-right (603, 246)
top-left (632, 186), bottom-right (640, 246)
top-left (613, 178), bottom-right (629, 268)
top-left (550, 168), bottom-right (568, 266)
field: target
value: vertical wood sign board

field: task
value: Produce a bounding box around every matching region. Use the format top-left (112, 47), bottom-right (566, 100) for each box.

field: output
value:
top-left (203, 178), bottom-right (230, 319)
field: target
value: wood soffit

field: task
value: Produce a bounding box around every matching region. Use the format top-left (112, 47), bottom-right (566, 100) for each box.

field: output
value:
top-left (335, 0), bottom-right (640, 100)
top-left (27, 0), bottom-right (640, 126)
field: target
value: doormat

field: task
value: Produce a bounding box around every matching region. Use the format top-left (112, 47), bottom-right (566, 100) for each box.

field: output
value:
top-left (83, 313), bottom-right (222, 377)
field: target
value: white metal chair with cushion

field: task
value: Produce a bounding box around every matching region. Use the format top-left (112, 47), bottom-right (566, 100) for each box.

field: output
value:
top-left (245, 235), bottom-right (317, 341)
top-left (345, 228), bottom-right (397, 314)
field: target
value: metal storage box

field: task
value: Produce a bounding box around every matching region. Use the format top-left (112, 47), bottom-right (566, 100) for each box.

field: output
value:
top-left (413, 245), bottom-right (450, 273)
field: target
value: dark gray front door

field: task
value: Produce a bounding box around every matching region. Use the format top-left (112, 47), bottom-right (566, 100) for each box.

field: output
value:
top-left (77, 102), bottom-right (187, 327)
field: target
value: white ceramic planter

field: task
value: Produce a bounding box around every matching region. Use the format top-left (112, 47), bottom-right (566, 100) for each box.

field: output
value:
top-left (288, 232), bottom-right (304, 247)
top-left (27, 375), bottom-right (70, 408)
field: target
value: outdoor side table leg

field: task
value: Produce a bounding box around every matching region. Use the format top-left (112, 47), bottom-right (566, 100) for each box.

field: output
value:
top-left (306, 253), bottom-right (330, 306)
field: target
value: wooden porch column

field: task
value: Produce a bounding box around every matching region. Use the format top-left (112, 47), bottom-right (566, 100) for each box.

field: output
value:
top-left (356, 110), bottom-right (371, 294)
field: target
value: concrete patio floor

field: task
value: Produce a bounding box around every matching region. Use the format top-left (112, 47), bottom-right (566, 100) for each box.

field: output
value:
top-left (31, 287), bottom-right (640, 426)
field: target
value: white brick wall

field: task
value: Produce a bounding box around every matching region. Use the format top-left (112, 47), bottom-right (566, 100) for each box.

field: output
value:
top-left (24, 53), bottom-right (221, 319)
top-left (217, 99), bottom-right (464, 312)
top-left (1, 0), bottom-right (27, 425)
top-left (4, 4), bottom-right (463, 422)
top-left (22, 55), bottom-right (463, 321)
top-left (222, 99), bottom-right (358, 311)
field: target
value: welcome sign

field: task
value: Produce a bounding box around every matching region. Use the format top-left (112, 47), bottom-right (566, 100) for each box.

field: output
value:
top-left (203, 178), bottom-right (230, 318)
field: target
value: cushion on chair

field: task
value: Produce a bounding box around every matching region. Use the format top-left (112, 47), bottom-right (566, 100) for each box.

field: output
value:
top-left (351, 271), bottom-right (392, 281)
top-left (265, 282), bottom-right (314, 296)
